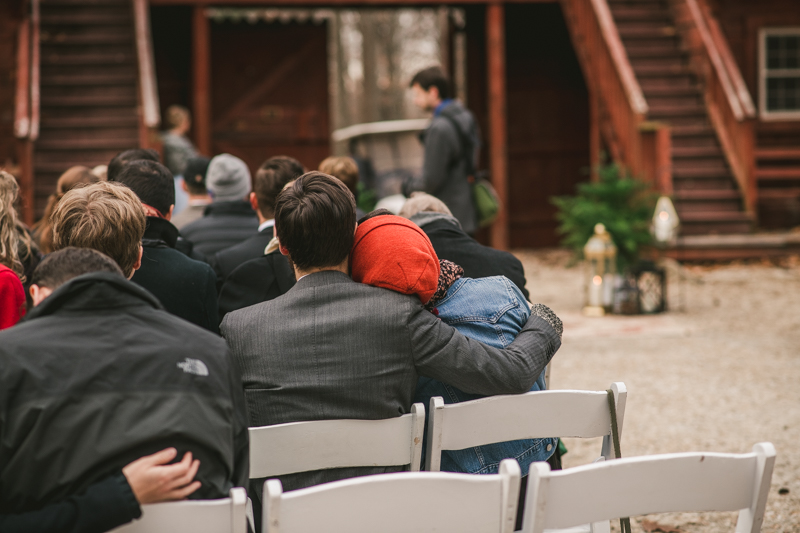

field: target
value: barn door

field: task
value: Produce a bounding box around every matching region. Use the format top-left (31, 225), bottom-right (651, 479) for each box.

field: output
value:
top-left (210, 17), bottom-right (330, 172)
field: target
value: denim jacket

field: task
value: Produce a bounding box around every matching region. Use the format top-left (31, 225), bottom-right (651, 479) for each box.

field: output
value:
top-left (415, 276), bottom-right (556, 475)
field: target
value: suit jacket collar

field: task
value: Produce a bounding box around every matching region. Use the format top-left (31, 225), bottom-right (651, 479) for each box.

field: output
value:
top-left (142, 216), bottom-right (179, 248)
top-left (291, 270), bottom-right (352, 291)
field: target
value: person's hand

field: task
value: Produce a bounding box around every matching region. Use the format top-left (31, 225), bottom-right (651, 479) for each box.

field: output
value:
top-left (122, 448), bottom-right (201, 504)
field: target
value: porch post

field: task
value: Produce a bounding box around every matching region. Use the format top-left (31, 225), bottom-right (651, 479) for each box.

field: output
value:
top-left (486, 3), bottom-right (508, 251)
top-left (589, 90), bottom-right (600, 182)
top-left (192, 6), bottom-right (211, 155)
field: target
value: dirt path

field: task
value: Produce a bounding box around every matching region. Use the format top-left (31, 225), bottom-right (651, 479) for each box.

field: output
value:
top-left (515, 250), bottom-right (800, 533)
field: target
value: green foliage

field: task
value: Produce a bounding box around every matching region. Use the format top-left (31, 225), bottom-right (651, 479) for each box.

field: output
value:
top-left (551, 164), bottom-right (656, 270)
top-left (356, 182), bottom-right (378, 214)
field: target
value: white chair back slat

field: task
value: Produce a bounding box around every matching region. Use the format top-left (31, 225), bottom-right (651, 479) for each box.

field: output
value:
top-left (249, 403), bottom-right (425, 478)
top-left (523, 443), bottom-right (776, 533)
top-left (264, 459), bottom-right (521, 533)
top-left (427, 383), bottom-right (626, 472)
top-left (110, 487), bottom-right (248, 533)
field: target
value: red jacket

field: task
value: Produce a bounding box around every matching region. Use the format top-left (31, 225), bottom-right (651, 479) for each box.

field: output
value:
top-left (0, 265), bottom-right (25, 329)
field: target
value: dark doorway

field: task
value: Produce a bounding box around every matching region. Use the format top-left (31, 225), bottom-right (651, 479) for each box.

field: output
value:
top-left (466, 4), bottom-right (590, 248)
top-left (210, 20), bottom-right (330, 172)
top-left (505, 3), bottom-right (590, 247)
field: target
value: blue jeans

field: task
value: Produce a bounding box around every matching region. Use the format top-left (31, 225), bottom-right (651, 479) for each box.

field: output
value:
top-left (415, 276), bottom-right (557, 475)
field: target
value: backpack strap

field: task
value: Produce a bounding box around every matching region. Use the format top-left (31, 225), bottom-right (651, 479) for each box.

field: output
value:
top-left (438, 108), bottom-right (477, 179)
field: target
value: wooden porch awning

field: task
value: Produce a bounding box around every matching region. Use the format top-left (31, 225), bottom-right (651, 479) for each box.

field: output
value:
top-left (205, 8), bottom-right (334, 24)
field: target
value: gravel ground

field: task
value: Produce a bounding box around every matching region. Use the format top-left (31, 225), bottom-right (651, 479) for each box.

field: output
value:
top-left (514, 249), bottom-right (800, 533)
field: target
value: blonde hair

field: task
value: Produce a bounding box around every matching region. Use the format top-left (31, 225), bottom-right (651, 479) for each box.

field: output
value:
top-left (51, 181), bottom-right (146, 277)
top-left (0, 171), bottom-right (26, 279)
top-left (398, 191), bottom-right (452, 219)
top-left (34, 166), bottom-right (101, 254)
top-left (166, 105), bottom-right (190, 130)
top-left (318, 156), bottom-right (359, 195)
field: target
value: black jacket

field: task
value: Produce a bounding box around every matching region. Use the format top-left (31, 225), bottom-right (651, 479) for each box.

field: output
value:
top-left (210, 225), bottom-right (274, 285)
top-left (218, 250), bottom-right (296, 318)
top-left (131, 217), bottom-right (219, 333)
top-left (181, 201), bottom-right (259, 257)
top-left (407, 101), bottom-right (479, 234)
top-left (0, 273), bottom-right (249, 513)
top-left (411, 213), bottom-right (529, 299)
top-left (0, 473), bottom-right (140, 533)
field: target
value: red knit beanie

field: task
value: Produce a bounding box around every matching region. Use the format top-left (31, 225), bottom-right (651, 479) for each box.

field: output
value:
top-left (351, 215), bottom-right (440, 304)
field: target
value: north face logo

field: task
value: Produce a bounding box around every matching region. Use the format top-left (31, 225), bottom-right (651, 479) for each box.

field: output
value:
top-left (177, 358), bottom-right (209, 377)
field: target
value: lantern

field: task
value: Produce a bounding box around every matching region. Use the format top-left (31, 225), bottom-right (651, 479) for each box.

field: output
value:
top-left (583, 223), bottom-right (617, 317)
top-left (634, 260), bottom-right (667, 314)
top-left (652, 196), bottom-right (680, 244)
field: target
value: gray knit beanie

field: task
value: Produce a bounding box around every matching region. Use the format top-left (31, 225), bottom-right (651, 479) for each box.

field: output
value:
top-left (206, 154), bottom-right (252, 202)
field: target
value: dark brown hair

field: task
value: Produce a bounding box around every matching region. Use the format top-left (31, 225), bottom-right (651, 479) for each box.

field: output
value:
top-left (51, 181), bottom-right (146, 277)
top-left (31, 247), bottom-right (123, 290)
top-left (410, 66), bottom-right (451, 100)
top-left (274, 172), bottom-right (356, 271)
top-left (254, 156), bottom-right (305, 219)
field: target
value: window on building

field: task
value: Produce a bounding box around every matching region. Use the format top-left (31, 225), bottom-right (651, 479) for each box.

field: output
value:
top-left (760, 28), bottom-right (800, 119)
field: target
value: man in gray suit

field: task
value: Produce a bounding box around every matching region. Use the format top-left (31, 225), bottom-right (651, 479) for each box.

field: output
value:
top-left (221, 173), bottom-right (561, 510)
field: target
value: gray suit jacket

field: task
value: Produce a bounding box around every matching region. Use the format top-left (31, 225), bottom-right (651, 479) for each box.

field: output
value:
top-left (221, 270), bottom-right (560, 492)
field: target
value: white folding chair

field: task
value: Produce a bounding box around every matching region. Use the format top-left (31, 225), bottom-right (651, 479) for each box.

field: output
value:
top-left (522, 442), bottom-right (776, 533)
top-left (262, 458), bottom-right (522, 533)
top-left (110, 487), bottom-right (248, 533)
top-left (249, 403), bottom-right (425, 478)
top-left (426, 382), bottom-right (627, 471)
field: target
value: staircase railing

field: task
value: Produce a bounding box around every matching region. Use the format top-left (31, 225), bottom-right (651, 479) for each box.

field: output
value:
top-left (133, 0), bottom-right (160, 148)
top-left (561, 0), bottom-right (672, 193)
top-left (13, 0), bottom-right (39, 225)
top-left (670, 0), bottom-right (757, 215)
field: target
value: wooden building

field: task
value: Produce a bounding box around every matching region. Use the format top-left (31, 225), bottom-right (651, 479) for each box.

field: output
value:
top-left (3, 0), bottom-right (799, 253)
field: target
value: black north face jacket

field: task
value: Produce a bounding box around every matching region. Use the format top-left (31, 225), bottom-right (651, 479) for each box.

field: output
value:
top-left (0, 273), bottom-right (249, 514)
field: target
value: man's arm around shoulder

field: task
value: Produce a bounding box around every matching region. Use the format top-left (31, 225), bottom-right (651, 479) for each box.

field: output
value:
top-left (407, 301), bottom-right (561, 396)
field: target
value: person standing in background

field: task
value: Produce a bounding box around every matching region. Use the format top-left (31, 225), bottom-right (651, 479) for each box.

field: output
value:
top-left (407, 66), bottom-right (480, 235)
top-left (172, 156), bottom-right (212, 230)
top-left (161, 105), bottom-right (198, 217)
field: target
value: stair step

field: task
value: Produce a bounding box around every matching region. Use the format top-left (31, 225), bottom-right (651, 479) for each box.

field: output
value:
top-left (673, 189), bottom-right (741, 200)
top-left (755, 168), bottom-right (800, 180)
top-left (41, 31), bottom-right (133, 46)
top-left (41, 114), bottom-right (139, 129)
top-left (608, 6), bottom-right (671, 22)
top-left (36, 137), bottom-right (139, 151)
top-left (639, 76), bottom-right (698, 91)
top-left (678, 211), bottom-right (753, 223)
top-left (626, 45), bottom-right (684, 59)
top-left (640, 85), bottom-right (702, 97)
top-left (646, 94), bottom-right (703, 107)
top-left (41, 12), bottom-right (130, 26)
top-left (757, 187), bottom-right (800, 200)
top-left (672, 146), bottom-right (725, 158)
top-left (618, 25), bottom-right (677, 38)
top-left (630, 57), bottom-right (687, 70)
top-left (42, 0), bottom-right (129, 4)
top-left (671, 124), bottom-right (715, 137)
top-left (41, 94), bottom-right (137, 107)
top-left (755, 148), bottom-right (800, 160)
top-left (41, 51), bottom-right (135, 66)
top-left (648, 103), bottom-right (707, 117)
top-left (673, 166), bottom-right (731, 179)
top-left (41, 72), bottom-right (137, 86)
top-left (35, 150), bottom-right (125, 168)
top-left (632, 63), bottom-right (691, 76)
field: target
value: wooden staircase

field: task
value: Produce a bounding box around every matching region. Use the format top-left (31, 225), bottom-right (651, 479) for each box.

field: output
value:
top-left (35, 0), bottom-right (140, 215)
top-left (607, 0), bottom-right (753, 235)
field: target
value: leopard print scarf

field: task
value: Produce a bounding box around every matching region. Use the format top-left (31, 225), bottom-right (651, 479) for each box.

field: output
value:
top-left (425, 259), bottom-right (464, 311)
